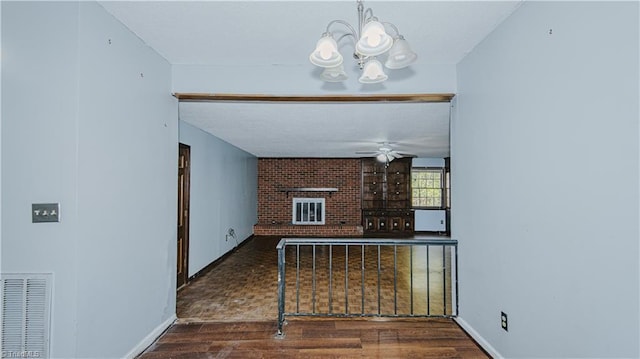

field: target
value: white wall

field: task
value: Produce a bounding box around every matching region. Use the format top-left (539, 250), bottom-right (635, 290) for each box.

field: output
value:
top-left (2, 2), bottom-right (179, 358)
top-left (454, 2), bottom-right (639, 358)
top-left (179, 121), bottom-right (257, 275)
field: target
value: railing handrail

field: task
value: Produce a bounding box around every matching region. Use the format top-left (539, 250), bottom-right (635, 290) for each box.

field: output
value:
top-left (276, 237), bottom-right (458, 250)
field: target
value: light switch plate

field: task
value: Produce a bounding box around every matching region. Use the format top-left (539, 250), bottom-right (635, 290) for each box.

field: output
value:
top-left (32, 203), bottom-right (60, 223)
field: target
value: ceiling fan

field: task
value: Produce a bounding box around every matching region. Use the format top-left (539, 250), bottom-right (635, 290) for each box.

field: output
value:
top-left (356, 142), bottom-right (416, 165)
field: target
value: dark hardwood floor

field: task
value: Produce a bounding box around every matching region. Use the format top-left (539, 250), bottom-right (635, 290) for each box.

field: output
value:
top-left (138, 318), bottom-right (489, 358)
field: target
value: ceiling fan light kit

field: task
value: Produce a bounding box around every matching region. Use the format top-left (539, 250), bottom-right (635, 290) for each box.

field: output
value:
top-left (309, 0), bottom-right (417, 84)
top-left (376, 153), bottom-right (394, 163)
top-left (357, 142), bottom-right (415, 167)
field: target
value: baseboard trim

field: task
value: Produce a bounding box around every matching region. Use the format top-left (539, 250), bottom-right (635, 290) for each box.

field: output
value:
top-left (124, 314), bottom-right (177, 359)
top-left (455, 317), bottom-right (503, 359)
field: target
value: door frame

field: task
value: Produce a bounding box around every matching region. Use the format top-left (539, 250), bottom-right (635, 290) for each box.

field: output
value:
top-left (177, 143), bottom-right (191, 290)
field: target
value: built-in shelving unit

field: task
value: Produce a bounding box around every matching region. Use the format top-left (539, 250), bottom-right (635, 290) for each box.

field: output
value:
top-left (361, 158), bottom-right (414, 235)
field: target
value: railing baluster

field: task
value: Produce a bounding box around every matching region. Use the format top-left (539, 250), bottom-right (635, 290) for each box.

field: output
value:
top-left (455, 244), bottom-right (459, 316)
top-left (427, 244), bottom-right (430, 316)
top-left (410, 245), bottom-right (414, 316)
top-left (329, 244), bottom-right (333, 314)
top-left (312, 244), bottom-right (316, 314)
top-left (442, 244), bottom-right (447, 316)
top-left (377, 244), bottom-right (381, 316)
top-left (393, 245), bottom-right (397, 316)
top-left (276, 243), bottom-right (285, 338)
top-left (345, 245), bottom-right (349, 314)
top-left (361, 244), bottom-right (365, 315)
top-left (296, 244), bottom-right (300, 314)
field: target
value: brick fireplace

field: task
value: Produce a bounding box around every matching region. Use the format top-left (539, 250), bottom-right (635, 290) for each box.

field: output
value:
top-left (254, 158), bottom-right (363, 237)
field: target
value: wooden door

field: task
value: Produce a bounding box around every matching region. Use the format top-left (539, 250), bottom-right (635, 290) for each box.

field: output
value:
top-left (177, 144), bottom-right (191, 289)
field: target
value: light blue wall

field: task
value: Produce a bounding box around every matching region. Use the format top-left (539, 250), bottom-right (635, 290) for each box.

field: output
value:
top-left (172, 64), bottom-right (457, 95)
top-left (454, 2), bottom-right (639, 358)
top-left (178, 121), bottom-right (257, 275)
top-left (2, 2), bottom-right (178, 358)
top-left (74, 3), bottom-right (178, 357)
top-left (2, 3), bottom-right (81, 356)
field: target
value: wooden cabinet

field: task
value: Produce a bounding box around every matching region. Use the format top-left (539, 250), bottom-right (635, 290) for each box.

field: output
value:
top-left (363, 209), bottom-right (414, 234)
top-left (361, 158), bottom-right (414, 235)
top-left (361, 161), bottom-right (385, 209)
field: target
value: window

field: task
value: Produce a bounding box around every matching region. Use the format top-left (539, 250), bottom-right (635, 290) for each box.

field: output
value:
top-left (292, 198), bottom-right (325, 225)
top-left (445, 170), bottom-right (451, 209)
top-left (411, 168), bottom-right (444, 208)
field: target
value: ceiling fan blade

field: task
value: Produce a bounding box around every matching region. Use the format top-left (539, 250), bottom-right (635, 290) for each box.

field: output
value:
top-left (396, 152), bottom-right (417, 158)
top-left (389, 151), bottom-right (402, 159)
top-left (355, 151), bottom-right (379, 155)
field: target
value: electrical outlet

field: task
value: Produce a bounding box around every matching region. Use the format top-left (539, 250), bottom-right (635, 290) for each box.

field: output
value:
top-left (501, 312), bottom-right (508, 332)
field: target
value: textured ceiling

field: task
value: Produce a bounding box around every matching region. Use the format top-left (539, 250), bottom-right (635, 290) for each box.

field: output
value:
top-left (99, 1), bottom-right (523, 158)
top-left (179, 101), bottom-right (452, 158)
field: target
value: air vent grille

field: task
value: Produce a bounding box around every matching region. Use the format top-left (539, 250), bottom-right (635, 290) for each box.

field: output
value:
top-left (1, 273), bottom-right (52, 359)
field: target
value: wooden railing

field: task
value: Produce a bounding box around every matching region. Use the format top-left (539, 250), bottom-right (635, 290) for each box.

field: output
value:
top-left (275, 238), bottom-right (458, 337)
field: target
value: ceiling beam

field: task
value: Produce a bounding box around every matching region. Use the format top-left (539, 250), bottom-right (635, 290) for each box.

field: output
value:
top-left (173, 93), bottom-right (455, 103)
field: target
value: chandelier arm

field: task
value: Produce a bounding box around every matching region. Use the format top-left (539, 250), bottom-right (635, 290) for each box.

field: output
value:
top-left (382, 22), bottom-right (401, 38)
top-left (337, 32), bottom-right (356, 44)
top-left (357, 0), bottom-right (365, 37)
top-left (363, 8), bottom-right (374, 23)
top-left (325, 19), bottom-right (358, 40)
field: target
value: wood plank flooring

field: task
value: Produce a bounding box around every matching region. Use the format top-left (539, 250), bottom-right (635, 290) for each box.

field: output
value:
top-left (138, 318), bottom-right (489, 358)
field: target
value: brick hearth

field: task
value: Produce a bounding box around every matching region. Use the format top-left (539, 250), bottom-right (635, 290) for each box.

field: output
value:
top-left (253, 224), bottom-right (363, 237)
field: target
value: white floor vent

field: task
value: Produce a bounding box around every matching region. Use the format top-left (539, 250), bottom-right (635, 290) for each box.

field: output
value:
top-left (1, 273), bottom-right (52, 359)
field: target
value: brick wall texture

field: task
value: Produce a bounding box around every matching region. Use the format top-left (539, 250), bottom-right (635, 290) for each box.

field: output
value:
top-left (255, 158), bottom-right (363, 237)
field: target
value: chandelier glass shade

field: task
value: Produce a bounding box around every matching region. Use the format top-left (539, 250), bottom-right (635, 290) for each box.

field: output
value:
top-left (355, 21), bottom-right (394, 56)
top-left (309, 0), bottom-right (417, 84)
top-left (359, 59), bottom-right (388, 84)
top-left (321, 64), bottom-right (349, 82)
top-left (385, 37), bottom-right (418, 69)
top-left (309, 36), bottom-right (343, 68)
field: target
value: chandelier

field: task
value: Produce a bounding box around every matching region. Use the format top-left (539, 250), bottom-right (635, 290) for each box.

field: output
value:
top-left (309, 0), bottom-right (417, 84)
